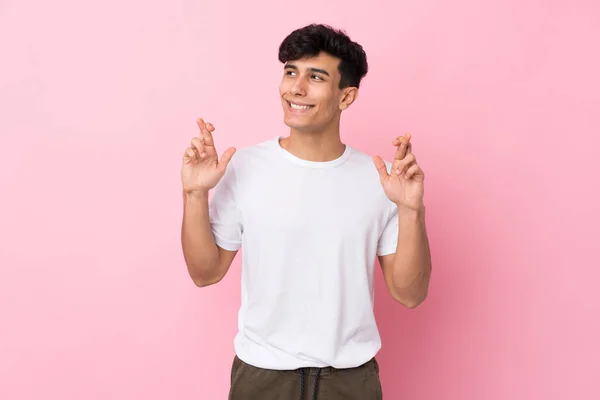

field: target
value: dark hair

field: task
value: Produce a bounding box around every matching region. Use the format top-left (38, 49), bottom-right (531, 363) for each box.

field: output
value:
top-left (278, 24), bottom-right (368, 89)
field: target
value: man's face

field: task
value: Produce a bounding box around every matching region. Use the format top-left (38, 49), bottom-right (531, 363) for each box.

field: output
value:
top-left (279, 52), bottom-right (354, 132)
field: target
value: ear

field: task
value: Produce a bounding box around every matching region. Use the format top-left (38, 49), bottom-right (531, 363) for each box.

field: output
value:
top-left (339, 87), bottom-right (359, 111)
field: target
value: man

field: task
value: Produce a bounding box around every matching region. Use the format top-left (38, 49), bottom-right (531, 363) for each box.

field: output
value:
top-left (181, 24), bottom-right (432, 400)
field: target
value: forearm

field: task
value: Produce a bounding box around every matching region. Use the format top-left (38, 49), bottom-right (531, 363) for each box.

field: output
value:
top-left (391, 206), bottom-right (432, 307)
top-left (181, 191), bottom-right (221, 284)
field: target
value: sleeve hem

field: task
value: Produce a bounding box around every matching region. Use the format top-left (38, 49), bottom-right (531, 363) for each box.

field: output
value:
top-left (376, 245), bottom-right (397, 257)
top-left (213, 232), bottom-right (242, 251)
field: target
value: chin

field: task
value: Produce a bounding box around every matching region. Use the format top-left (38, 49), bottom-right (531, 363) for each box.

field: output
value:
top-left (283, 117), bottom-right (312, 131)
top-left (284, 121), bottom-right (304, 131)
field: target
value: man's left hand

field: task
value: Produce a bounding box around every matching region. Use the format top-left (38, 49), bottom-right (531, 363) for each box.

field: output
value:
top-left (372, 133), bottom-right (425, 212)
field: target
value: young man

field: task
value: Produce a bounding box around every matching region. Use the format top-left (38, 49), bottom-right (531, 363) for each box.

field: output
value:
top-left (181, 24), bottom-right (432, 400)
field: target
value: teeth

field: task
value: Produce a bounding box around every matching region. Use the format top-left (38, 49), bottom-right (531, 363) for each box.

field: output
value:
top-left (290, 102), bottom-right (312, 110)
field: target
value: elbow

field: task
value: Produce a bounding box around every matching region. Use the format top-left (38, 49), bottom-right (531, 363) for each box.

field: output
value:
top-left (391, 268), bottom-right (431, 309)
top-left (192, 277), bottom-right (214, 287)
top-left (186, 261), bottom-right (223, 288)
top-left (191, 273), bottom-right (223, 287)
top-left (393, 290), bottom-right (428, 309)
top-left (403, 296), bottom-right (425, 309)
top-left (193, 280), bottom-right (216, 288)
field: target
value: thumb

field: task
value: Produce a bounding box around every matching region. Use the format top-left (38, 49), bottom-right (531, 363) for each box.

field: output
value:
top-left (218, 147), bottom-right (236, 172)
top-left (372, 155), bottom-right (389, 183)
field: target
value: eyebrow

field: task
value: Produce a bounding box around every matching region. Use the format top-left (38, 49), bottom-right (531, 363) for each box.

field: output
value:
top-left (284, 63), bottom-right (330, 77)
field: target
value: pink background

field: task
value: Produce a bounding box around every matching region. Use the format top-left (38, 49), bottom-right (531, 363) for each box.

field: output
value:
top-left (1, 0), bottom-right (599, 399)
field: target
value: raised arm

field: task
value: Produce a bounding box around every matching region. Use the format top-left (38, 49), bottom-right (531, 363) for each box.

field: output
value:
top-left (181, 118), bottom-right (238, 287)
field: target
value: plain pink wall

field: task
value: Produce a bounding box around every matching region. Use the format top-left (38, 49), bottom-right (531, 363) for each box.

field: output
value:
top-left (1, 0), bottom-right (598, 399)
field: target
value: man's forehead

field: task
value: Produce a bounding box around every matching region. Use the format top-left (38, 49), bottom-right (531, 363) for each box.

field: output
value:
top-left (284, 54), bottom-right (340, 72)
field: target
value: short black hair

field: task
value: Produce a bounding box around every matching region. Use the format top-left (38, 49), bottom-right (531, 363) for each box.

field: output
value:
top-left (278, 24), bottom-right (368, 89)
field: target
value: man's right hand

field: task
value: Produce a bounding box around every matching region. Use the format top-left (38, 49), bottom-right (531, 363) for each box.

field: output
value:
top-left (181, 118), bottom-right (236, 196)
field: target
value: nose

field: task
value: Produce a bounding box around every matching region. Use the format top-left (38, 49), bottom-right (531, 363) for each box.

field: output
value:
top-left (291, 77), bottom-right (307, 96)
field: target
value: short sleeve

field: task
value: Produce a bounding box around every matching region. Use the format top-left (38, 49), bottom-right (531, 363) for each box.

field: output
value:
top-left (377, 203), bottom-right (399, 256)
top-left (208, 158), bottom-right (243, 251)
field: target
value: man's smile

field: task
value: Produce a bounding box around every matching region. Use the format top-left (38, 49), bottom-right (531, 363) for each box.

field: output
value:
top-left (286, 100), bottom-right (315, 112)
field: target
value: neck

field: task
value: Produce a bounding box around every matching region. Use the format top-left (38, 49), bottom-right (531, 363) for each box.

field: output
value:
top-left (280, 122), bottom-right (345, 162)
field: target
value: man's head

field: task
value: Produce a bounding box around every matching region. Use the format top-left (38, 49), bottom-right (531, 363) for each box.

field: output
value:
top-left (278, 24), bottom-right (368, 133)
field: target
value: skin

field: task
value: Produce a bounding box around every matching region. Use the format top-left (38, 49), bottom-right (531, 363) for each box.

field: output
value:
top-left (277, 52), bottom-right (357, 162)
top-left (374, 134), bottom-right (431, 308)
top-left (180, 119), bottom-right (237, 287)
top-left (181, 51), bottom-right (431, 308)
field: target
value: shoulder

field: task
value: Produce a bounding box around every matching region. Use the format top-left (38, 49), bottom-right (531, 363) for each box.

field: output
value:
top-left (345, 146), bottom-right (397, 210)
top-left (230, 136), bottom-right (279, 166)
top-left (345, 146), bottom-right (393, 176)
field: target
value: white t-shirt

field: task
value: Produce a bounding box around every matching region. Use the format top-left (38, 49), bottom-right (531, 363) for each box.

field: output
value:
top-left (209, 136), bottom-right (398, 370)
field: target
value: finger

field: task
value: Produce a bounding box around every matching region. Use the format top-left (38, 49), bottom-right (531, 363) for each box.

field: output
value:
top-left (217, 147), bottom-right (237, 172)
top-left (394, 134), bottom-right (412, 160)
top-left (196, 117), bottom-right (206, 132)
top-left (183, 147), bottom-right (197, 164)
top-left (392, 133), bottom-right (412, 146)
top-left (197, 118), bottom-right (216, 147)
top-left (393, 153), bottom-right (416, 175)
top-left (191, 137), bottom-right (205, 158)
top-left (204, 122), bottom-right (216, 147)
top-left (404, 163), bottom-right (423, 180)
top-left (372, 155), bottom-right (390, 182)
top-left (392, 140), bottom-right (412, 155)
top-left (392, 134), bottom-right (407, 145)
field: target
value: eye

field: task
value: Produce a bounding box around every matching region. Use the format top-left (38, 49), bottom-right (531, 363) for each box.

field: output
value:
top-left (285, 70), bottom-right (296, 76)
top-left (312, 75), bottom-right (323, 81)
